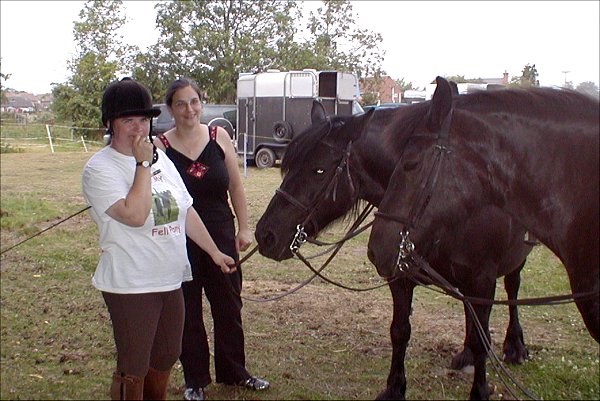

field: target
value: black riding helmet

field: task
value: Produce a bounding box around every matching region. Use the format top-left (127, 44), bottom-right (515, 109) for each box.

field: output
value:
top-left (102, 77), bottom-right (161, 162)
top-left (101, 77), bottom-right (161, 127)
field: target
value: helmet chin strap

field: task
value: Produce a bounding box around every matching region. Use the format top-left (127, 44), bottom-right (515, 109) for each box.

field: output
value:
top-left (149, 120), bottom-right (158, 165)
top-left (104, 127), bottom-right (113, 146)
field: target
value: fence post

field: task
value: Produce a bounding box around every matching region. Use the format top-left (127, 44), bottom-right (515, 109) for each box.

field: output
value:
top-left (45, 124), bottom-right (55, 153)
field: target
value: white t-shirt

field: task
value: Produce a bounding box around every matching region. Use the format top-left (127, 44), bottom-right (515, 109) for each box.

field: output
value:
top-left (82, 146), bottom-right (193, 294)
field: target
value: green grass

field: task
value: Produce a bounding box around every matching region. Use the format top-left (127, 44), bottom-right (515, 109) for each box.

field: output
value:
top-left (1, 151), bottom-right (598, 400)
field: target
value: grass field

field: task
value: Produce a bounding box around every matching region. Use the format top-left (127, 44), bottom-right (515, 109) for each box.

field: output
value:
top-left (1, 151), bottom-right (598, 400)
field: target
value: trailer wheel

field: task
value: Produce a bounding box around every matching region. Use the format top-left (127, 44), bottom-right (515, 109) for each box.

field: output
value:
top-left (255, 147), bottom-right (276, 169)
top-left (272, 121), bottom-right (293, 143)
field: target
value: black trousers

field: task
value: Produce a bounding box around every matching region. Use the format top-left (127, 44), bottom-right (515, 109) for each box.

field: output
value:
top-left (180, 218), bottom-right (250, 388)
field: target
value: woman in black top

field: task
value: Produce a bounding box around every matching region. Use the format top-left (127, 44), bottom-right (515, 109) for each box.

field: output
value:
top-left (154, 77), bottom-right (269, 401)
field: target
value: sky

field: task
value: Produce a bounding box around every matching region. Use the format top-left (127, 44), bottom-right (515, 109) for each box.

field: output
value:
top-left (1, 1), bottom-right (598, 95)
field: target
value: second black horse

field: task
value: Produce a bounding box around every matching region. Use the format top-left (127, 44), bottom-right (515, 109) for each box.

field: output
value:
top-left (255, 94), bottom-right (533, 399)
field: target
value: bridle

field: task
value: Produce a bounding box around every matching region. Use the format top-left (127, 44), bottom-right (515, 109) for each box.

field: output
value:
top-left (374, 107), bottom-right (453, 275)
top-left (274, 119), bottom-right (360, 255)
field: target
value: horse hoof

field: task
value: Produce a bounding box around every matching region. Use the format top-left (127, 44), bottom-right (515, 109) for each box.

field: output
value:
top-left (450, 349), bottom-right (474, 370)
top-left (503, 343), bottom-right (529, 365)
top-left (503, 350), bottom-right (528, 364)
top-left (376, 387), bottom-right (405, 400)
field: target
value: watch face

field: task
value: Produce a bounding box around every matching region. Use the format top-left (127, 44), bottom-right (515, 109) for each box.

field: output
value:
top-left (142, 160), bottom-right (150, 168)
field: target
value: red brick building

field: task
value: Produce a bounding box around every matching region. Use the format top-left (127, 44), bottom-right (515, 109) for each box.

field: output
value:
top-left (360, 75), bottom-right (403, 104)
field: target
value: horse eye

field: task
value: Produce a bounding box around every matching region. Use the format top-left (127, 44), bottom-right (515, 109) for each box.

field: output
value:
top-left (403, 160), bottom-right (420, 172)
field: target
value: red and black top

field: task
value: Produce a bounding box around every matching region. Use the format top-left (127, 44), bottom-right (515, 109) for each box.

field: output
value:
top-left (159, 126), bottom-right (233, 223)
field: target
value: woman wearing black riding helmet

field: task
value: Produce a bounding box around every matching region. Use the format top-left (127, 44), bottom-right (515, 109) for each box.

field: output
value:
top-left (82, 77), bottom-right (236, 400)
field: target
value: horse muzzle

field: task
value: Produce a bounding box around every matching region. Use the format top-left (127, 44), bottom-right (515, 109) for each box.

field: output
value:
top-left (255, 224), bottom-right (295, 261)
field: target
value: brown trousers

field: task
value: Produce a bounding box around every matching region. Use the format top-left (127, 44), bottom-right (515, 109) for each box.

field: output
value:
top-left (102, 288), bottom-right (185, 377)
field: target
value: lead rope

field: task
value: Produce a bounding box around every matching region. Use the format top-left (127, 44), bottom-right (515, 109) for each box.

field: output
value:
top-left (226, 205), bottom-right (385, 301)
top-left (224, 241), bottom-right (337, 303)
top-left (0, 205), bottom-right (91, 255)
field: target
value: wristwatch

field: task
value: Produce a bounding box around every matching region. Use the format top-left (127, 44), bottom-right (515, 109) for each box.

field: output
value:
top-left (136, 160), bottom-right (151, 168)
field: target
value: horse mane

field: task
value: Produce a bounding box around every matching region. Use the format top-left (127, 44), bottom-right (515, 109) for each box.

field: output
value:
top-left (336, 198), bottom-right (371, 230)
top-left (281, 115), bottom-right (349, 176)
top-left (455, 87), bottom-right (598, 119)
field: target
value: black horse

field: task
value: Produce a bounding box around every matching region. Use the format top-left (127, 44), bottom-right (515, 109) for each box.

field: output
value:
top-left (255, 96), bottom-right (533, 398)
top-left (368, 77), bottom-right (599, 399)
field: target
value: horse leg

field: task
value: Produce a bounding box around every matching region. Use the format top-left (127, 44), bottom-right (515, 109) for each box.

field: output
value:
top-left (450, 304), bottom-right (475, 370)
top-left (502, 263), bottom-right (529, 364)
top-left (568, 275), bottom-right (599, 342)
top-left (466, 280), bottom-right (496, 400)
top-left (377, 278), bottom-right (415, 401)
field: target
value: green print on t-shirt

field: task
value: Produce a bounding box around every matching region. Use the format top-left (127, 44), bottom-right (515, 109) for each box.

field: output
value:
top-left (152, 190), bottom-right (179, 226)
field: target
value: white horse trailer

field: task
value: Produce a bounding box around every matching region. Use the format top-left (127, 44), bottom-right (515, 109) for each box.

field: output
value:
top-left (236, 69), bottom-right (362, 168)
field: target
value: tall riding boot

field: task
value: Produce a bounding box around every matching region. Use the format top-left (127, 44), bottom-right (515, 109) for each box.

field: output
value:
top-left (110, 372), bottom-right (144, 400)
top-left (143, 367), bottom-right (171, 400)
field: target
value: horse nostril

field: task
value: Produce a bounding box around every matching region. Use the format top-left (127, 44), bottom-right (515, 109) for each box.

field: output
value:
top-left (256, 229), bottom-right (276, 249)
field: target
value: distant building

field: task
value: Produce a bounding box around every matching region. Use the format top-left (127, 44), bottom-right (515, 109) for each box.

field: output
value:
top-left (481, 71), bottom-right (510, 86)
top-left (360, 71), bottom-right (510, 105)
top-left (360, 76), bottom-right (403, 104)
top-left (1, 90), bottom-right (52, 112)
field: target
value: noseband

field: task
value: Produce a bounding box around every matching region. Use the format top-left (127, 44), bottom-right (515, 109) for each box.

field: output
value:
top-left (374, 107), bottom-right (453, 274)
top-left (275, 127), bottom-right (356, 254)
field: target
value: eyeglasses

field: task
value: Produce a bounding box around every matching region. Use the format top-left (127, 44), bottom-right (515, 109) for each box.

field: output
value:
top-left (173, 97), bottom-right (201, 109)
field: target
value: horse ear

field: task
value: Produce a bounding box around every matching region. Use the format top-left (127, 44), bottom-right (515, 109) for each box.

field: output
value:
top-left (427, 76), bottom-right (453, 131)
top-left (449, 80), bottom-right (459, 96)
top-left (311, 100), bottom-right (327, 124)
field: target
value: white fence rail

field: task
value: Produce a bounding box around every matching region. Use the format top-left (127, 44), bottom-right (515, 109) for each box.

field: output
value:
top-left (1, 122), bottom-right (105, 153)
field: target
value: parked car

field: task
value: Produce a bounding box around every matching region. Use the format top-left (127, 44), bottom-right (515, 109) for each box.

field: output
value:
top-left (362, 102), bottom-right (409, 112)
top-left (151, 103), bottom-right (237, 139)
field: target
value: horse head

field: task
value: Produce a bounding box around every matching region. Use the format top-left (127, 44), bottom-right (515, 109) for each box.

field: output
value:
top-left (367, 77), bottom-right (483, 277)
top-left (256, 101), bottom-right (375, 261)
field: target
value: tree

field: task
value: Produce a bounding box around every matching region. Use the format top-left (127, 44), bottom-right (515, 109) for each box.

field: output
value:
top-left (445, 75), bottom-right (485, 84)
top-left (508, 63), bottom-right (539, 88)
top-left (143, 0), bottom-right (300, 103)
top-left (134, 0), bottom-right (386, 103)
top-left (396, 78), bottom-right (414, 92)
top-left (53, 52), bottom-right (118, 128)
top-left (52, 0), bottom-right (130, 129)
top-left (72, 0), bottom-right (135, 66)
top-left (0, 58), bottom-right (10, 104)
top-left (304, 0), bottom-right (385, 80)
top-left (445, 75), bottom-right (467, 84)
top-left (576, 81), bottom-right (599, 99)
top-left (54, 0), bottom-right (387, 121)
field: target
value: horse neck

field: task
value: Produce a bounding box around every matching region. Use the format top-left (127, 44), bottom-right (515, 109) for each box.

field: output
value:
top-left (457, 113), bottom-right (599, 261)
top-left (351, 124), bottom-right (410, 207)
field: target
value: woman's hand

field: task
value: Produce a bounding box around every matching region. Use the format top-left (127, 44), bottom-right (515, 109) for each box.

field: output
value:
top-left (235, 228), bottom-right (253, 253)
top-left (132, 135), bottom-right (153, 164)
top-left (211, 251), bottom-right (237, 274)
